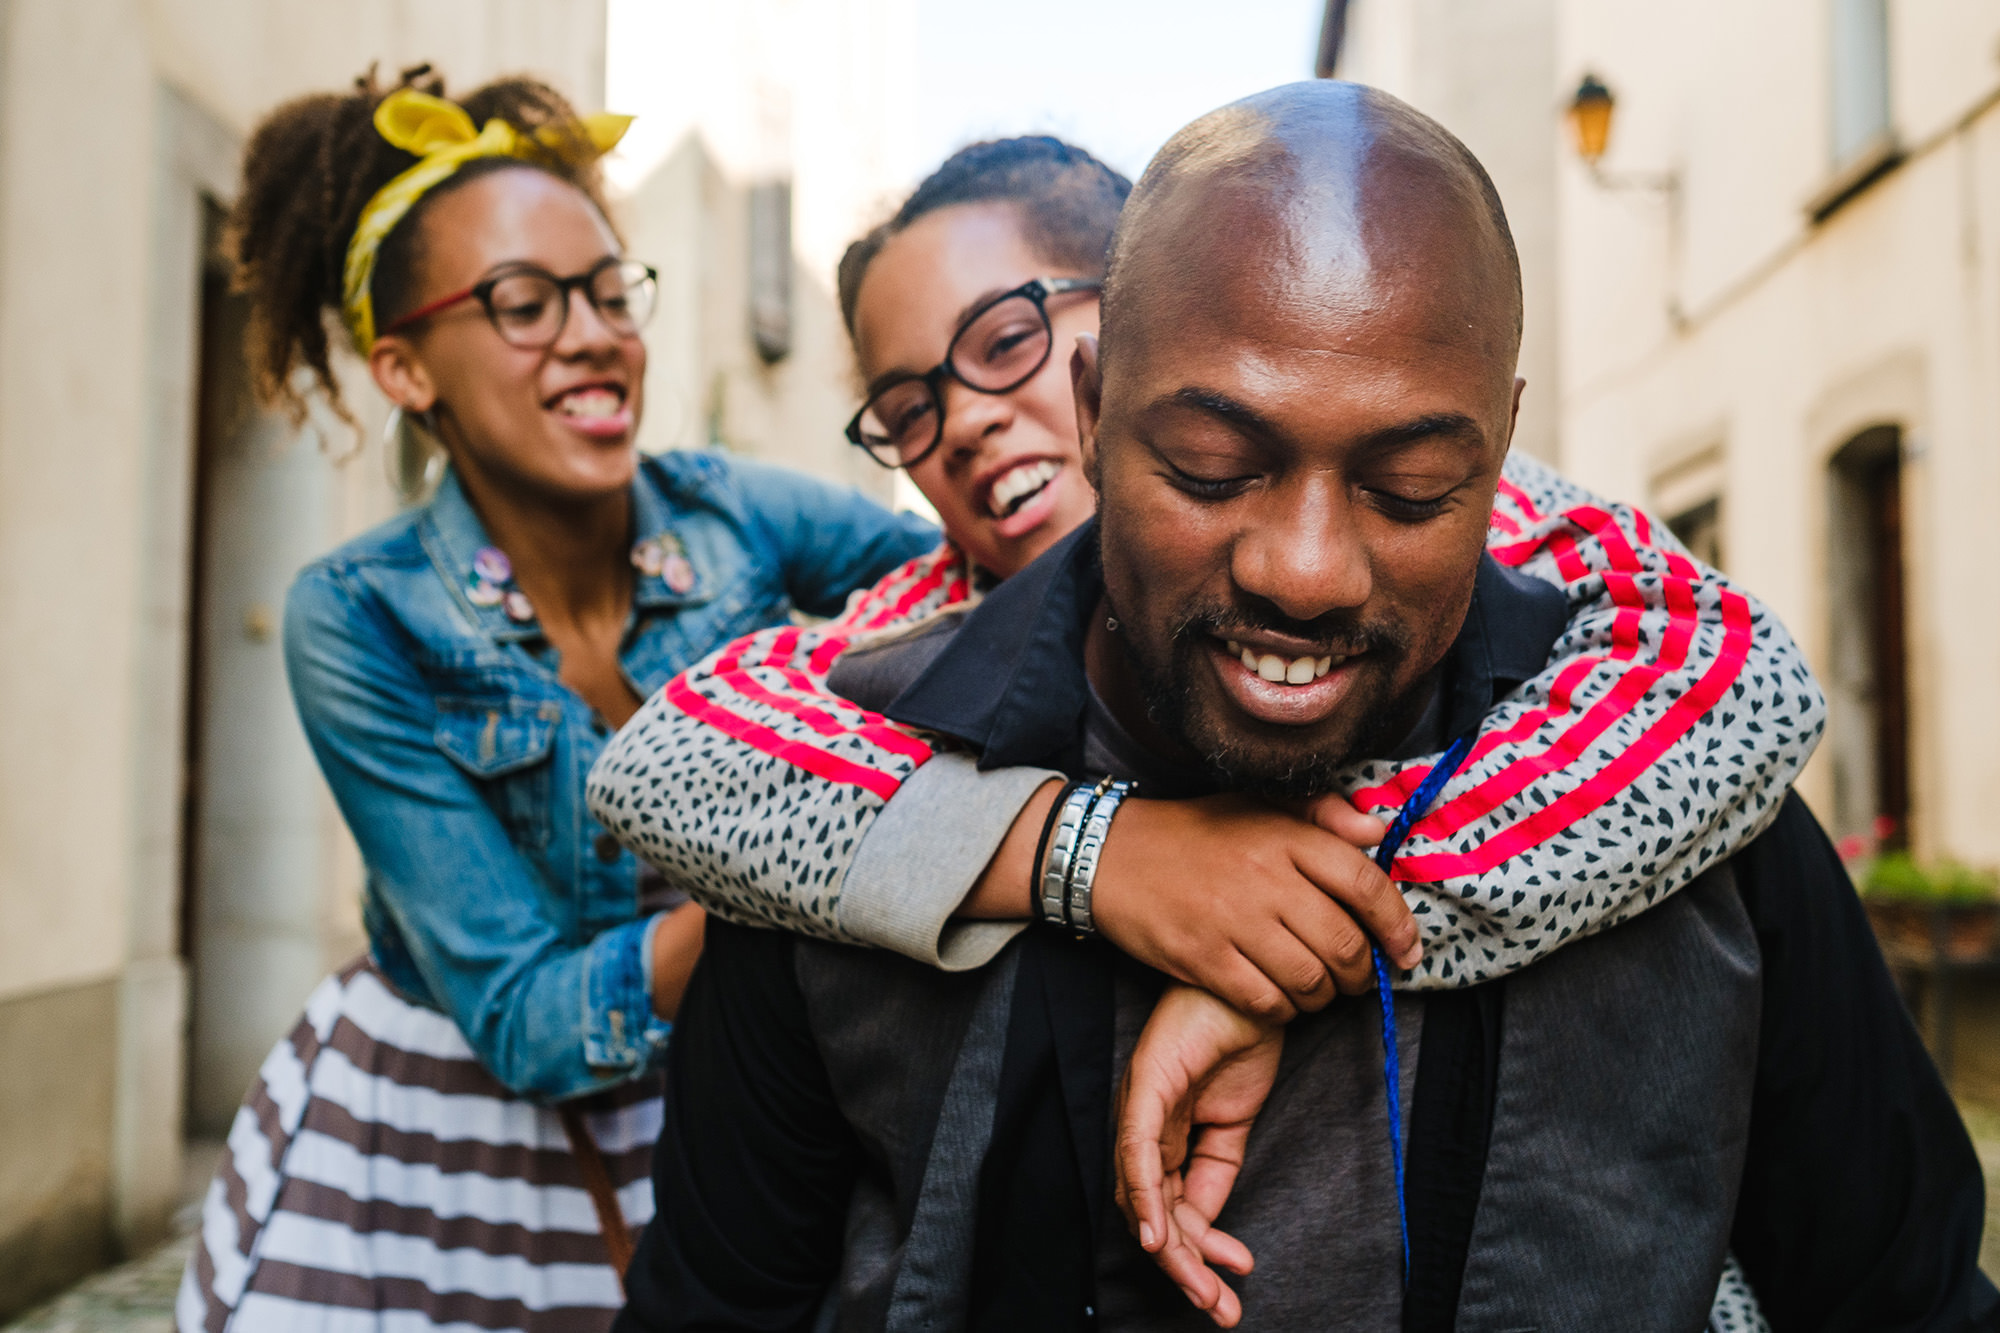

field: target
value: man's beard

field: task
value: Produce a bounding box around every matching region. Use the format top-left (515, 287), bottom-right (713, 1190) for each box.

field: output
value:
top-left (1111, 594), bottom-right (1418, 801)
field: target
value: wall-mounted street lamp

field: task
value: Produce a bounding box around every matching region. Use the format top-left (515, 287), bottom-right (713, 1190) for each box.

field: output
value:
top-left (1568, 73), bottom-right (1614, 164)
top-left (1565, 72), bottom-right (1678, 195)
top-left (1564, 71), bottom-right (1684, 326)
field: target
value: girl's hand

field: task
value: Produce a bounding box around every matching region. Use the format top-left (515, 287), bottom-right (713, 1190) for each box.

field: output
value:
top-left (648, 901), bottom-right (707, 1020)
top-left (1090, 792), bottom-right (1406, 1022)
top-left (1115, 983), bottom-right (1284, 1328)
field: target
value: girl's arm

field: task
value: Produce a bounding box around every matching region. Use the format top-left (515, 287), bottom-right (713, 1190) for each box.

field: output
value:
top-left (592, 456), bottom-right (1826, 997)
top-left (590, 542), bottom-right (1055, 968)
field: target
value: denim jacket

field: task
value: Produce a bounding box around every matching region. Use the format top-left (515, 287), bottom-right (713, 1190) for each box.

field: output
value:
top-left (284, 451), bottom-right (935, 1101)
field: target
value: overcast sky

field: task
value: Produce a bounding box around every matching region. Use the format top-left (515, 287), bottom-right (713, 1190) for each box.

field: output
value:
top-left (904, 0), bottom-right (1326, 185)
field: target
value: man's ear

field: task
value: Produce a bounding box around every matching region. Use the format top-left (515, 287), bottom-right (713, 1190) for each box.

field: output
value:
top-left (1071, 334), bottom-right (1104, 487)
top-left (369, 335), bottom-right (438, 414)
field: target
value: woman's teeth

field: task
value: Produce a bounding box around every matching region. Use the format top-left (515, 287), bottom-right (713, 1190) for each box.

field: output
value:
top-left (555, 387), bottom-right (622, 418)
top-left (1226, 640), bottom-right (1342, 685)
top-left (988, 460), bottom-right (1060, 519)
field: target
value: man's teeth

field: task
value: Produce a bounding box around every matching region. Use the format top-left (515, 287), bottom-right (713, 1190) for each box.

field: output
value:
top-left (1225, 640), bottom-right (1342, 685)
top-left (988, 460), bottom-right (1060, 518)
top-left (557, 387), bottom-right (621, 418)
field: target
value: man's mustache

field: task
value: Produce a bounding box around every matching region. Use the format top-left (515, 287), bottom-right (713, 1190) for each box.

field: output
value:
top-left (1169, 601), bottom-right (1411, 660)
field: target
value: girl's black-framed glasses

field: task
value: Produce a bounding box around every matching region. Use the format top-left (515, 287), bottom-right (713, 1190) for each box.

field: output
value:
top-left (844, 276), bottom-right (1102, 469)
top-left (380, 256), bottom-right (660, 348)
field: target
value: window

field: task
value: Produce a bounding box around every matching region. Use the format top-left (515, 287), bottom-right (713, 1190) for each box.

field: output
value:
top-left (1665, 497), bottom-right (1723, 570)
top-left (747, 179), bottom-right (792, 365)
top-left (1826, 426), bottom-right (1909, 853)
top-left (1829, 0), bottom-right (1891, 167)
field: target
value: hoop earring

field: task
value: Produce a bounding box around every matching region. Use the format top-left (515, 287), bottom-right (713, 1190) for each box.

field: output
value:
top-left (383, 405), bottom-right (446, 504)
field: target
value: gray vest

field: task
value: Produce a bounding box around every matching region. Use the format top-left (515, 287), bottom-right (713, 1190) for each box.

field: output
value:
top-left (794, 865), bottom-right (1760, 1332)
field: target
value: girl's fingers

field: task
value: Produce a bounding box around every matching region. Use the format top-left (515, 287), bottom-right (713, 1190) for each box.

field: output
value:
top-left (1302, 789), bottom-right (1386, 848)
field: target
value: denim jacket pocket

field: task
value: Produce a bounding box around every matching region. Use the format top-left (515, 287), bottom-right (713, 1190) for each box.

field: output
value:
top-left (435, 697), bottom-right (563, 849)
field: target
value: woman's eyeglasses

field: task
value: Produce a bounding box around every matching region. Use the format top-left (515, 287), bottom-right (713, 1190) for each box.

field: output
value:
top-left (845, 276), bottom-right (1102, 469)
top-left (380, 256), bottom-right (660, 348)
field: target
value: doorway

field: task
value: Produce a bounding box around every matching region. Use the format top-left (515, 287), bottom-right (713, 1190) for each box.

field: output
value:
top-left (1826, 424), bottom-right (1910, 853)
top-left (179, 201), bottom-right (342, 1133)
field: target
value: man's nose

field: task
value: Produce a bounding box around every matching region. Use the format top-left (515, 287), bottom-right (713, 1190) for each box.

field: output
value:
top-left (1229, 479), bottom-right (1372, 622)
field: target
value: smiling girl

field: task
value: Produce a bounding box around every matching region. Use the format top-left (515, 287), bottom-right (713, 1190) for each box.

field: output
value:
top-left (178, 68), bottom-right (935, 1331)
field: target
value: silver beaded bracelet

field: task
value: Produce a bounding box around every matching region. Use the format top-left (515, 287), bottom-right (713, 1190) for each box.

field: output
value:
top-left (1065, 778), bottom-right (1134, 935)
top-left (1039, 781), bottom-right (1099, 927)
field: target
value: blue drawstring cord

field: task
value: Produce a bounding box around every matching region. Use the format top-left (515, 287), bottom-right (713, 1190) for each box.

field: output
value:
top-left (1371, 732), bottom-right (1475, 1285)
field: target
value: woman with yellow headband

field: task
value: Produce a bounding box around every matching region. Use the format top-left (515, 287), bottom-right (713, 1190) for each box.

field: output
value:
top-left (178, 67), bottom-right (935, 1330)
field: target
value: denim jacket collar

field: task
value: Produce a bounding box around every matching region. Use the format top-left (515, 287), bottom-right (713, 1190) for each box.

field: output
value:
top-left (417, 462), bottom-right (718, 643)
top-left (886, 517), bottom-right (1570, 770)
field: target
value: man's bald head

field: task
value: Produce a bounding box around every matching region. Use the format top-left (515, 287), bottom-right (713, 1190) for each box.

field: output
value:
top-left (1073, 81), bottom-right (1531, 795)
top-left (1101, 80), bottom-right (1522, 377)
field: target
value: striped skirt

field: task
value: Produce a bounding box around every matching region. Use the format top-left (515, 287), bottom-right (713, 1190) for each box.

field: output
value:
top-left (177, 958), bottom-right (660, 1333)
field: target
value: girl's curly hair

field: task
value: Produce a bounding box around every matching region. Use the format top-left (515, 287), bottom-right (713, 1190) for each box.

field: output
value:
top-left (226, 63), bottom-right (612, 422)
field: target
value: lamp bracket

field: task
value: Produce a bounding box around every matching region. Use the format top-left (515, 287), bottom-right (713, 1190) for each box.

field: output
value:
top-left (1588, 165), bottom-right (1679, 195)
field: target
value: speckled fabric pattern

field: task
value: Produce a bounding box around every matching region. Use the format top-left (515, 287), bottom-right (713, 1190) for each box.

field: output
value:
top-left (1708, 1254), bottom-right (1772, 1331)
top-left (1344, 455), bottom-right (1827, 987)
top-left (588, 453), bottom-right (1826, 990)
top-left (590, 544), bottom-right (975, 940)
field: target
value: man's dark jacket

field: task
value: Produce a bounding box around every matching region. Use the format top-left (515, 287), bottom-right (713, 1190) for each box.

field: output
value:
top-left (618, 522), bottom-right (1997, 1332)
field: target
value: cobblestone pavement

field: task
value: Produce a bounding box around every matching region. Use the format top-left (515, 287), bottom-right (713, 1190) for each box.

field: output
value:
top-left (13, 1110), bottom-right (2000, 1328)
top-left (1, 1141), bottom-right (215, 1333)
top-left (2, 1234), bottom-right (192, 1333)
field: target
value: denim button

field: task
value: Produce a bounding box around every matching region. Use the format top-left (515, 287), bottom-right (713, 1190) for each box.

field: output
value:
top-left (594, 832), bottom-right (623, 863)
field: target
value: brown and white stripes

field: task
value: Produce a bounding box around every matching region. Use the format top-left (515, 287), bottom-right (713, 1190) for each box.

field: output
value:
top-left (178, 959), bottom-right (659, 1332)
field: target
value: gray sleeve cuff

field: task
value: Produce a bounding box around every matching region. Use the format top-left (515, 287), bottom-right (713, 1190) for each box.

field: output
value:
top-left (835, 752), bottom-right (1059, 970)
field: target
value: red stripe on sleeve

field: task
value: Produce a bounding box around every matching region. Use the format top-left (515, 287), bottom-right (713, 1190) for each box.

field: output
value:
top-left (713, 664), bottom-right (935, 764)
top-left (869, 561), bottom-right (949, 628)
top-left (1414, 571), bottom-right (1700, 837)
top-left (1495, 475), bottom-right (1545, 520)
top-left (1393, 584), bottom-right (1753, 880)
top-left (663, 677), bottom-right (904, 801)
top-left (760, 625), bottom-right (804, 670)
top-left (807, 633), bottom-right (850, 677)
top-left (1349, 765), bottom-right (1430, 812)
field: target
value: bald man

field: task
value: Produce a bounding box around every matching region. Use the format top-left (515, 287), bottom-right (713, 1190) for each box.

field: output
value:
top-left (616, 84), bottom-right (1993, 1332)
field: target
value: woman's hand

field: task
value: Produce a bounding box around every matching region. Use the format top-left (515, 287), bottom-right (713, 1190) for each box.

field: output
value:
top-left (1090, 792), bottom-right (1406, 1021)
top-left (649, 901), bottom-right (707, 1020)
top-left (1116, 984), bottom-right (1284, 1328)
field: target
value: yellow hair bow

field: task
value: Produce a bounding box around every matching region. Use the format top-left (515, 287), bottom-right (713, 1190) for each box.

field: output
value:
top-left (340, 88), bottom-right (632, 354)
